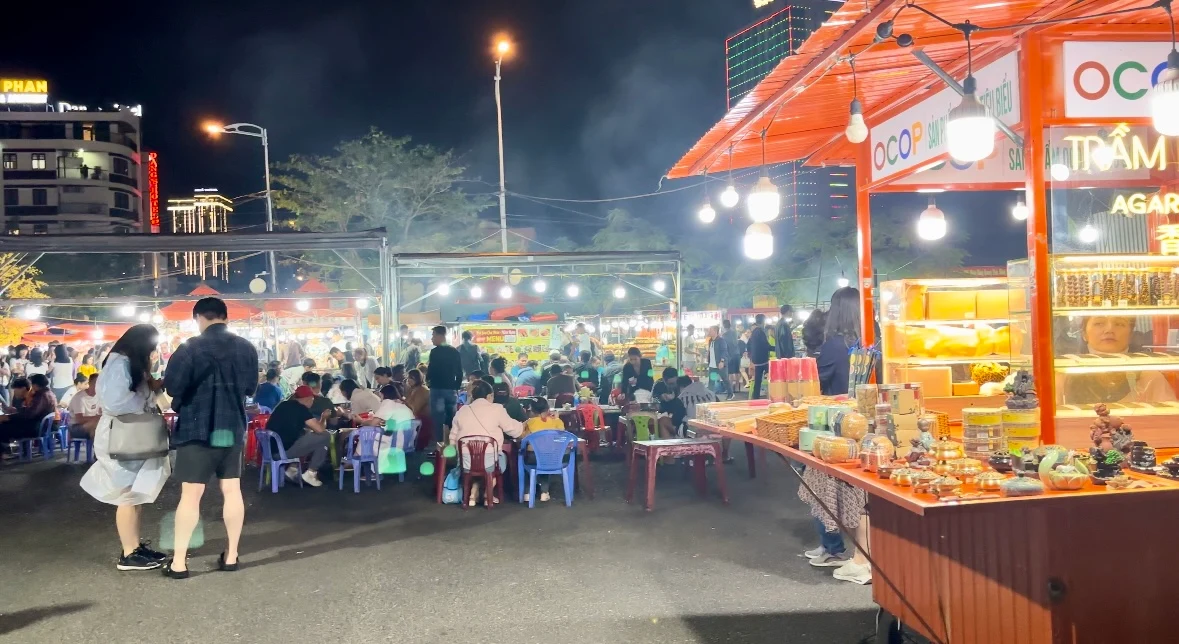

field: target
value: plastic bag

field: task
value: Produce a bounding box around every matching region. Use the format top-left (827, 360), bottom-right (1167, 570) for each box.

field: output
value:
top-left (441, 467), bottom-right (462, 504)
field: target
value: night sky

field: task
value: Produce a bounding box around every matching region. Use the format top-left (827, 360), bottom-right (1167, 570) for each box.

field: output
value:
top-left (4, 0), bottom-right (1026, 267)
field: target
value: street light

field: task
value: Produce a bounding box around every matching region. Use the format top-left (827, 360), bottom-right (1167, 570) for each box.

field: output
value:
top-left (493, 36), bottom-right (513, 253)
top-left (203, 121), bottom-right (277, 293)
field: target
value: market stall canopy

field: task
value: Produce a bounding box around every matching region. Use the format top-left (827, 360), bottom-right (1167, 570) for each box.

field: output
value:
top-left (160, 285), bottom-right (261, 322)
top-left (667, 0), bottom-right (1173, 178)
top-left (22, 329), bottom-right (79, 345)
top-left (54, 322), bottom-right (134, 341)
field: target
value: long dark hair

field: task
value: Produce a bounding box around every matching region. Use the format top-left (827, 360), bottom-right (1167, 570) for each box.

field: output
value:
top-left (802, 309), bottom-right (827, 357)
top-left (104, 324), bottom-right (158, 392)
top-left (29, 348), bottom-right (44, 367)
top-left (53, 344), bottom-right (69, 363)
top-left (824, 287), bottom-right (861, 347)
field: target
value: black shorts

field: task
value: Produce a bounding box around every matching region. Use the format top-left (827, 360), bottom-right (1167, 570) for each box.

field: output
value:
top-left (727, 360), bottom-right (741, 375)
top-left (174, 443), bottom-right (243, 483)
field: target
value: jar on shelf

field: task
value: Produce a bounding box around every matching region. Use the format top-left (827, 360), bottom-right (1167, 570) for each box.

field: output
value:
top-left (818, 436), bottom-right (859, 464)
top-left (860, 435), bottom-right (896, 472)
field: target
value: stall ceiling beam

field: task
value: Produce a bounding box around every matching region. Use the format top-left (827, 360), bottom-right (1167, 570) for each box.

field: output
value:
top-left (392, 251), bottom-right (680, 269)
top-left (1, 292), bottom-right (378, 306)
top-left (0, 230), bottom-right (387, 254)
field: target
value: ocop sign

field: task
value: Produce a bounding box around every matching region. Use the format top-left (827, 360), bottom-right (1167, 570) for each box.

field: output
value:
top-left (869, 51), bottom-right (1020, 183)
top-left (1063, 41), bottom-right (1174, 118)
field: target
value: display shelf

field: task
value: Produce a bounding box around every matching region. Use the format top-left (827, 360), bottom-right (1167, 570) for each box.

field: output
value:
top-left (898, 318), bottom-right (1012, 326)
top-left (901, 356), bottom-right (1012, 366)
top-left (1055, 352), bottom-right (1179, 373)
top-left (1054, 306), bottom-right (1179, 316)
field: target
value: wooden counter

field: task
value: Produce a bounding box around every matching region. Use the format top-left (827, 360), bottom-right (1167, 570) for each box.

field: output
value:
top-left (689, 420), bottom-right (1179, 644)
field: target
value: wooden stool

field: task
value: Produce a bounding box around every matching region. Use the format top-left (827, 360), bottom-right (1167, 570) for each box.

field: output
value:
top-left (625, 438), bottom-right (730, 512)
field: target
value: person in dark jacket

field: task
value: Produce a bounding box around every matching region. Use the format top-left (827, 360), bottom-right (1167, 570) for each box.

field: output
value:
top-left (620, 347), bottom-right (654, 401)
top-left (705, 325), bottom-right (731, 396)
top-left (747, 314), bottom-right (772, 400)
top-left (427, 325), bottom-right (463, 443)
top-left (721, 319), bottom-right (742, 396)
top-left (818, 288), bottom-right (860, 396)
top-left (774, 304), bottom-right (796, 359)
top-left (163, 297), bottom-right (259, 578)
top-left (458, 331), bottom-right (481, 377)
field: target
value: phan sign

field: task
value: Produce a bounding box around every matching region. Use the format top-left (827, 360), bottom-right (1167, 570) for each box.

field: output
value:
top-left (869, 51), bottom-right (1020, 184)
top-left (1063, 41), bottom-right (1175, 118)
top-left (0, 78), bottom-right (48, 104)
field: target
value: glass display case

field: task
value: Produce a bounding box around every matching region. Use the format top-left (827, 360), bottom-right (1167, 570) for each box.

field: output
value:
top-left (879, 278), bottom-right (1013, 419)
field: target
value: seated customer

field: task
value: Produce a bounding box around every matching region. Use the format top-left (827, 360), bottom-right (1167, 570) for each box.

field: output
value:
top-left (8, 377), bottom-right (29, 412)
top-left (67, 373), bottom-right (101, 440)
top-left (651, 367), bottom-right (685, 438)
top-left (298, 372), bottom-right (339, 427)
top-left (483, 375), bottom-right (527, 423)
top-left (0, 374), bottom-right (58, 442)
top-left (515, 360), bottom-right (543, 393)
top-left (59, 372), bottom-right (89, 408)
top-left (575, 351), bottom-right (599, 391)
top-left (339, 378), bottom-right (382, 420)
top-left (677, 375), bottom-right (718, 422)
top-left (404, 369), bottom-right (430, 419)
top-left (521, 397), bottom-right (568, 503)
top-left (373, 366), bottom-right (394, 390)
top-left (544, 364), bottom-right (578, 398)
top-left (254, 369), bottom-right (283, 411)
top-left (265, 385), bottom-right (330, 487)
top-left (449, 379), bottom-right (524, 506)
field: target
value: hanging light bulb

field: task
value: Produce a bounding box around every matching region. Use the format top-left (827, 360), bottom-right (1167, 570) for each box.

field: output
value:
top-left (917, 197), bottom-right (947, 241)
top-left (837, 274), bottom-right (850, 288)
top-left (747, 132), bottom-right (779, 223)
top-left (698, 200), bottom-right (717, 223)
top-left (354, 298), bottom-right (370, 309)
top-left (295, 299), bottom-right (311, 312)
top-left (119, 304), bottom-right (136, 318)
top-left (437, 282), bottom-right (451, 296)
top-left (499, 285), bottom-right (512, 299)
top-left (1012, 198), bottom-right (1029, 221)
top-left (1151, 8), bottom-right (1179, 137)
top-left (532, 279), bottom-right (547, 293)
top-left (719, 144), bottom-right (739, 208)
top-left (565, 283), bottom-right (580, 298)
top-left (137, 312), bottom-right (151, 323)
top-left (946, 25), bottom-right (995, 163)
top-left (844, 62), bottom-right (868, 144)
top-left (470, 285), bottom-right (484, 299)
top-left (613, 285), bottom-right (627, 299)
top-left (151, 313), bottom-right (164, 324)
top-left (743, 223), bottom-right (773, 260)
top-left (1078, 223), bottom-right (1099, 244)
top-left (719, 185), bottom-right (739, 209)
top-left (846, 99), bottom-right (868, 144)
top-left (91, 328), bottom-right (104, 341)
top-left (652, 279), bottom-right (666, 292)
top-left (1050, 163), bottom-right (1071, 182)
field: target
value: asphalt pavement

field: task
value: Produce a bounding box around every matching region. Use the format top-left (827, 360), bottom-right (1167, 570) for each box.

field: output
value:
top-left (0, 449), bottom-right (878, 643)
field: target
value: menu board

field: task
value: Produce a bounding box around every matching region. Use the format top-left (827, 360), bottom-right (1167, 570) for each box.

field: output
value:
top-left (465, 324), bottom-right (560, 361)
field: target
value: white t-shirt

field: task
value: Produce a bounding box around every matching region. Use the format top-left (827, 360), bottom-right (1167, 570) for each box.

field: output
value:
top-left (25, 363), bottom-right (47, 376)
top-left (51, 361), bottom-right (76, 389)
top-left (375, 399), bottom-right (415, 431)
top-left (349, 388), bottom-right (382, 417)
top-left (68, 390), bottom-right (101, 421)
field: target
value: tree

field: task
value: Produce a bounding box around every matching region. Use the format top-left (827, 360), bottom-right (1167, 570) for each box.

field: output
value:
top-left (272, 128), bottom-right (491, 289)
top-left (0, 254), bottom-right (47, 302)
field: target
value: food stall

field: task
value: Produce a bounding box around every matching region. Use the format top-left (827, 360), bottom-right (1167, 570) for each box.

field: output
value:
top-left (669, 1), bottom-right (1179, 641)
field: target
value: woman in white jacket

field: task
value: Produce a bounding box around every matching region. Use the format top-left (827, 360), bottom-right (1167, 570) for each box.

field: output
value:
top-left (80, 325), bottom-right (171, 572)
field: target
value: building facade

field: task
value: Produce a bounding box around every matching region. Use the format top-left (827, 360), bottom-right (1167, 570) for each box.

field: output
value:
top-left (0, 107), bottom-right (145, 234)
top-left (726, 2), bottom-right (853, 221)
top-left (166, 188), bottom-right (232, 280)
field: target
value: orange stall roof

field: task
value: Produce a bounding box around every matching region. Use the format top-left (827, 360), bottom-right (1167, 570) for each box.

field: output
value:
top-left (667, 0), bottom-right (1175, 179)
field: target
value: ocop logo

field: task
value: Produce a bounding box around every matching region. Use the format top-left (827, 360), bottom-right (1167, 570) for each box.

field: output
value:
top-left (1073, 58), bottom-right (1170, 101)
top-left (872, 122), bottom-right (923, 171)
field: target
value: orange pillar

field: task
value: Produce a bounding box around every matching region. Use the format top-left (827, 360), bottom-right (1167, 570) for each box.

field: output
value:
top-left (856, 142), bottom-right (875, 347)
top-left (1021, 34), bottom-right (1055, 443)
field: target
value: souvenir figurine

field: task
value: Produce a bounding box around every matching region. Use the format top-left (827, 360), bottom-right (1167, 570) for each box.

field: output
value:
top-left (1004, 370), bottom-right (1040, 409)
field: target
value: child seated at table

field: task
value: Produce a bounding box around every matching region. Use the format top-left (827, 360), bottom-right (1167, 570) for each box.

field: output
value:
top-left (521, 397), bottom-right (567, 503)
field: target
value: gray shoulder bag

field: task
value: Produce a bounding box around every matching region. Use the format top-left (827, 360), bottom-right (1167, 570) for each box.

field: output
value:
top-left (108, 393), bottom-right (169, 461)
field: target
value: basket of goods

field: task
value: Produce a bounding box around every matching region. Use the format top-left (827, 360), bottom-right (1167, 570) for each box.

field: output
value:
top-left (818, 437), bottom-right (859, 465)
top-left (755, 408), bottom-right (809, 446)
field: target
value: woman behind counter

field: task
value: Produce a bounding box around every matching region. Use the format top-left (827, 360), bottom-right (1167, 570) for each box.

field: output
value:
top-left (1060, 315), bottom-right (1176, 405)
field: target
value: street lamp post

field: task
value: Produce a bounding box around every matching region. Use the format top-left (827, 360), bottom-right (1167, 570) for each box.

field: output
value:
top-left (494, 39), bottom-right (511, 253)
top-left (205, 122), bottom-right (277, 293)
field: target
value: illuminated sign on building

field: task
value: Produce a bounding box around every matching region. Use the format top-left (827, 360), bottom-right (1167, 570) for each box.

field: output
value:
top-left (1063, 124), bottom-right (1167, 172)
top-left (0, 78), bottom-right (48, 104)
top-left (754, 0), bottom-right (775, 7)
top-left (1155, 224), bottom-right (1179, 255)
top-left (147, 152), bottom-right (160, 233)
top-left (1113, 192), bottom-right (1179, 217)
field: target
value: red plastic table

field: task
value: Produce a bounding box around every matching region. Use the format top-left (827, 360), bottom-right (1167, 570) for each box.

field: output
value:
top-left (625, 438), bottom-right (729, 512)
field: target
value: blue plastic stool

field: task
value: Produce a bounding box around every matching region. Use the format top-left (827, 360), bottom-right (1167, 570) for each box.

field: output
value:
top-left (69, 438), bottom-right (94, 464)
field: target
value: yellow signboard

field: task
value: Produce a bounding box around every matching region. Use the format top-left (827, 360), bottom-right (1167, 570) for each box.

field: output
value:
top-left (0, 78), bottom-right (48, 104)
top-left (1111, 192), bottom-right (1179, 217)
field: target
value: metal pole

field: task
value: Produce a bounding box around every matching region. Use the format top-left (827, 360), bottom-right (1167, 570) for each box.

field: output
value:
top-left (675, 259), bottom-right (682, 372)
top-left (262, 127), bottom-right (278, 293)
top-left (494, 58), bottom-right (509, 253)
top-left (390, 259), bottom-right (401, 362)
top-left (379, 245), bottom-right (391, 365)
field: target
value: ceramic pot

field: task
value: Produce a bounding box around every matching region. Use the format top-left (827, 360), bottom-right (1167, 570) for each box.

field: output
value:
top-left (1046, 465), bottom-right (1086, 491)
top-left (988, 452), bottom-right (1015, 473)
top-left (932, 437), bottom-right (965, 462)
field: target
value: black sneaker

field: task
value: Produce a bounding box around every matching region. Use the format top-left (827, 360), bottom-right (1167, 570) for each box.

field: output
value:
top-left (117, 552), bottom-right (163, 571)
top-left (134, 541), bottom-right (168, 562)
